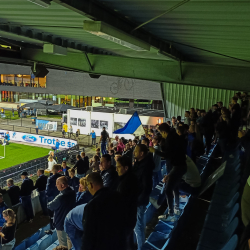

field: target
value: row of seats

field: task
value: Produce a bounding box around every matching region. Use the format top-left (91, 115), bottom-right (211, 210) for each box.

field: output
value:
top-left (197, 147), bottom-right (240, 250)
top-left (143, 144), bottom-right (217, 250)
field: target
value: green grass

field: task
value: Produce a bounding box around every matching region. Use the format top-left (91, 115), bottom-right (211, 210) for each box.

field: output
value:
top-left (0, 143), bottom-right (50, 170)
top-left (1, 111), bottom-right (20, 120)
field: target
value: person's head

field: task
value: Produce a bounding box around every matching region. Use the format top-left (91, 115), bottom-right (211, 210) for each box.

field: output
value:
top-left (152, 135), bottom-right (161, 146)
top-left (232, 96), bottom-right (238, 104)
top-left (52, 164), bottom-right (61, 174)
top-left (189, 125), bottom-right (195, 134)
top-left (217, 101), bottom-right (223, 108)
top-left (0, 193), bottom-right (3, 203)
top-left (190, 119), bottom-right (196, 126)
top-left (50, 151), bottom-right (54, 157)
top-left (56, 176), bottom-right (68, 191)
top-left (177, 116), bottom-right (181, 122)
top-left (79, 177), bottom-right (88, 192)
top-left (132, 139), bottom-right (138, 147)
top-left (133, 144), bottom-right (148, 161)
top-left (176, 126), bottom-right (185, 136)
top-left (235, 92), bottom-right (241, 98)
top-left (81, 152), bottom-right (85, 158)
top-left (158, 123), bottom-right (170, 139)
top-left (92, 130), bottom-right (94, 133)
top-left (125, 143), bottom-right (131, 151)
top-left (212, 104), bottom-right (218, 111)
top-left (6, 178), bottom-right (14, 187)
top-left (21, 171), bottom-right (28, 180)
top-left (49, 155), bottom-right (53, 162)
top-left (37, 169), bottom-right (44, 177)
top-left (190, 108), bottom-right (195, 114)
top-left (102, 127), bottom-right (106, 131)
top-left (86, 172), bottom-right (103, 196)
top-left (68, 168), bottom-right (75, 178)
top-left (115, 153), bottom-right (122, 162)
top-left (2, 209), bottom-right (15, 223)
top-left (185, 111), bottom-right (190, 117)
top-left (116, 155), bottom-right (132, 176)
top-left (197, 110), bottom-right (201, 117)
top-left (118, 139), bottom-right (123, 144)
top-left (56, 139), bottom-right (59, 142)
top-left (109, 150), bottom-right (115, 156)
top-left (201, 110), bottom-right (206, 117)
top-left (96, 148), bottom-right (100, 153)
top-left (115, 136), bottom-right (119, 141)
top-left (99, 154), bottom-right (111, 171)
top-left (141, 138), bottom-right (149, 148)
top-left (61, 161), bottom-right (67, 169)
top-left (76, 154), bottom-right (81, 161)
top-left (129, 140), bottom-right (133, 146)
top-left (93, 155), bottom-right (100, 163)
top-left (171, 116), bottom-right (176, 125)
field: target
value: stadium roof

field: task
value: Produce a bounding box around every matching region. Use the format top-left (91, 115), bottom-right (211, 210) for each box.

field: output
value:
top-left (0, 0), bottom-right (250, 90)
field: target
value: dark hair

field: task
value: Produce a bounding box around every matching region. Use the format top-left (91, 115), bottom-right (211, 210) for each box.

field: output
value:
top-left (176, 126), bottom-right (185, 135)
top-left (171, 116), bottom-right (176, 119)
top-left (200, 110), bottom-right (206, 113)
top-left (136, 144), bottom-right (148, 155)
top-left (93, 155), bottom-right (100, 162)
top-left (102, 154), bottom-right (111, 162)
top-left (177, 116), bottom-right (181, 121)
top-left (217, 101), bottom-right (223, 105)
top-left (158, 123), bottom-right (170, 133)
top-left (62, 161), bottom-right (66, 165)
top-left (213, 104), bottom-right (218, 108)
top-left (185, 111), bottom-right (190, 115)
top-left (232, 96), bottom-right (238, 101)
top-left (142, 138), bottom-right (149, 146)
top-left (133, 139), bottom-right (138, 144)
top-left (109, 150), bottom-right (114, 155)
top-left (117, 155), bottom-right (132, 171)
top-left (153, 135), bottom-right (161, 142)
top-left (38, 169), bottom-right (44, 175)
top-left (76, 155), bottom-right (81, 160)
top-left (103, 127), bottom-right (106, 130)
top-left (184, 124), bottom-right (189, 130)
top-left (87, 172), bottom-right (103, 186)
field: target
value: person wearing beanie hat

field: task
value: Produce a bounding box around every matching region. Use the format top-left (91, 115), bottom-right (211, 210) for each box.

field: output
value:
top-left (20, 172), bottom-right (34, 223)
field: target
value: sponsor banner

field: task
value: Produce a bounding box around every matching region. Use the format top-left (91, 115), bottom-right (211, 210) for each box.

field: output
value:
top-left (36, 119), bottom-right (57, 131)
top-left (0, 129), bottom-right (77, 149)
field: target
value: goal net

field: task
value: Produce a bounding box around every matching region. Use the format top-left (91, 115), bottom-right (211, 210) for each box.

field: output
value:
top-left (0, 144), bottom-right (6, 159)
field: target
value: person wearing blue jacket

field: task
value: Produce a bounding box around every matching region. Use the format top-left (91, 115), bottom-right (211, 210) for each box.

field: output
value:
top-left (45, 164), bottom-right (62, 233)
top-left (68, 168), bottom-right (79, 193)
top-left (90, 130), bottom-right (96, 146)
top-left (75, 177), bottom-right (92, 206)
top-left (0, 194), bottom-right (8, 228)
top-left (52, 139), bottom-right (60, 152)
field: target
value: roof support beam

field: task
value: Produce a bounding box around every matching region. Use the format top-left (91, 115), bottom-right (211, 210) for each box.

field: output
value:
top-left (20, 48), bottom-right (250, 91)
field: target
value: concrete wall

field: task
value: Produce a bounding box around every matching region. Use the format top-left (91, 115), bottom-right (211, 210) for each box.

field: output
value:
top-left (0, 63), bottom-right (162, 100)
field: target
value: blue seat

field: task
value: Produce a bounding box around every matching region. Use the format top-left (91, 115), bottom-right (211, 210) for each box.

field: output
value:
top-left (37, 234), bottom-right (52, 250)
top-left (13, 240), bottom-right (26, 250)
top-left (146, 232), bottom-right (169, 250)
top-left (26, 243), bottom-right (38, 250)
top-left (142, 242), bottom-right (157, 250)
top-left (154, 221), bottom-right (172, 236)
top-left (40, 224), bottom-right (50, 238)
top-left (221, 234), bottom-right (238, 250)
top-left (45, 242), bottom-right (58, 250)
top-left (26, 230), bottom-right (41, 248)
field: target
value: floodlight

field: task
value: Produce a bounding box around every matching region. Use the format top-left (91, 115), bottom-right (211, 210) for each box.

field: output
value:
top-left (27, 0), bottom-right (51, 8)
top-left (83, 21), bottom-right (150, 51)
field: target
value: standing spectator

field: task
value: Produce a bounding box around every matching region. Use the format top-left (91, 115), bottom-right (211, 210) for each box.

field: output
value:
top-left (122, 144), bottom-right (133, 159)
top-left (152, 135), bottom-right (162, 188)
top-left (35, 169), bottom-right (48, 216)
top-left (141, 138), bottom-right (149, 148)
top-left (171, 116), bottom-right (177, 130)
top-left (231, 96), bottom-right (241, 138)
top-left (99, 154), bottom-right (118, 189)
top-left (6, 179), bottom-right (20, 207)
top-left (68, 169), bottom-right (79, 193)
top-left (117, 139), bottom-right (125, 154)
top-left (45, 164), bottom-right (62, 234)
top-left (133, 144), bottom-right (153, 250)
top-left (35, 126), bottom-right (39, 135)
top-left (75, 177), bottom-right (92, 206)
top-left (80, 152), bottom-right (89, 175)
top-left (149, 123), bottom-right (187, 222)
top-left (73, 155), bottom-right (88, 178)
top-left (0, 194), bottom-right (8, 228)
top-left (63, 123), bottom-right (68, 136)
top-left (187, 125), bottom-right (196, 161)
top-left (20, 172), bottom-right (34, 223)
top-left (64, 204), bottom-right (87, 250)
top-left (132, 139), bottom-right (138, 151)
top-left (52, 139), bottom-right (60, 152)
top-left (90, 130), bottom-right (96, 146)
top-left (48, 177), bottom-right (76, 249)
top-left (0, 209), bottom-right (16, 248)
top-left (99, 127), bottom-right (109, 155)
top-left (47, 155), bottom-right (57, 172)
top-left (76, 129), bottom-right (80, 140)
top-left (60, 161), bottom-right (70, 177)
top-left (116, 156), bottom-right (138, 249)
top-left (11, 108), bottom-right (14, 117)
top-left (184, 111), bottom-right (191, 126)
top-left (112, 136), bottom-right (119, 147)
top-left (82, 173), bottom-right (124, 250)
top-left (69, 126), bottom-right (73, 138)
top-left (108, 150), bottom-right (116, 167)
top-left (62, 128), bottom-right (66, 138)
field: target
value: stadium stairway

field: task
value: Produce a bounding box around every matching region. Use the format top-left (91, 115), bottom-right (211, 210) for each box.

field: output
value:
top-left (142, 144), bottom-right (218, 250)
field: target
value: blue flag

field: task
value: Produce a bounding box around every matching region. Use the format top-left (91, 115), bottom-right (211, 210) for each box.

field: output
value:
top-left (113, 112), bottom-right (145, 136)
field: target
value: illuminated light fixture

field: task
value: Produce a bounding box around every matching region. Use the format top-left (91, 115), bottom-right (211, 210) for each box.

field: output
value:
top-left (158, 118), bottom-right (162, 124)
top-left (17, 74), bottom-right (22, 78)
top-left (27, 0), bottom-right (51, 8)
top-left (83, 21), bottom-right (150, 51)
top-left (109, 97), bottom-right (112, 100)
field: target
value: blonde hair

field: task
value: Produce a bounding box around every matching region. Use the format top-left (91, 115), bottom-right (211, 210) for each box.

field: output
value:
top-left (68, 168), bottom-right (75, 175)
top-left (3, 209), bottom-right (16, 223)
top-left (80, 177), bottom-right (87, 187)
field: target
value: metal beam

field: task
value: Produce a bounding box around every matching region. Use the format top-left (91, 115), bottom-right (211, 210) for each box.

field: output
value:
top-left (53, 0), bottom-right (183, 61)
top-left (20, 48), bottom-right (250, 91)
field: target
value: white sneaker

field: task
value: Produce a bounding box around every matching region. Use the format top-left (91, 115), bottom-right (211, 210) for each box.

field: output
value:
top-left (179, 196), bottom-right (188, 203)
top-left (158, 214), bottom-right (176, 222)
top-left (174, 207), bottom-right (181, 215)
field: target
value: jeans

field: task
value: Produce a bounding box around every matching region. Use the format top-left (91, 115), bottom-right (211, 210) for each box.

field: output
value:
top-left (101, 142), bottom-right (107, 155)
top-left (76, 173), bottom-right (85, 179)
top-left (92, 138), bottom-right (96, 145)
top-left (64, 220), bottom-right (83, 250)
top-left (152, 171), bottom-right (162, 189)
top-left (165, 166), bottom-right (187, 215)
top-left (21, 196), bottom-right (34, 221)
top-left (134, 205), bottom-right (146, 250)
top-left (39, 191), bottom-right (48, 216)
top-left (56, 230), bottom-right (72, 249)
top-left (1, 238), bottom-right (16, 250)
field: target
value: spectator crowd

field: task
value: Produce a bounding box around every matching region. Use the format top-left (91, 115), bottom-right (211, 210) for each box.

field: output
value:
top-left (1, 91), bottom-right (250, 250)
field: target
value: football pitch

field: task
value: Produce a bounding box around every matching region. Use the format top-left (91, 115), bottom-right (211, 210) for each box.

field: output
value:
top-left (0, 143), bottom-right (50, 170)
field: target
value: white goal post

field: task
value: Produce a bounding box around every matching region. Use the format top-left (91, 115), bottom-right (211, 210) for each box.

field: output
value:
top-left (0, 144), bottom-right (6, 159)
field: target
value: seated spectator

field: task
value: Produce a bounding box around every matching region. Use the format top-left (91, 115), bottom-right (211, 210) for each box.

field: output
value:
top-left (88, 155), bottom-right (100, 174)
top-left (20, 172), bottom-right (34, 223)
top-left (82, 173), bottom-right (124, 250)
top-left (6, 179), bottom-right (20, 207)
top-left (47, 156), bottom-right (57, 172)
top-left (45, 164), bottom-right (62, 233)
top-left (0, 194), bottom-right (8, 228)
top-left (0, 209), bottom-right (16, 248)
top-left (184, 111), bottom-right (191, 125)
top-left (73, 155), bottom-right (88, 178)
top-left (60, 161), bottom-right (70, 177)
top-left (48, 177), bottom-right (76, 249)
top-left (108, 150), bottom-right (116, 166)
top-left (95, 148), bottom-right (101, 158)
top-left (64, 204), bottom-right (87, 250)
top-left (132, 139), bottom-right (138, 151)
top-left (152, 135), bottom-right (162, 188)
top-left (68, 168), bottom-right (79, 193)
top-left (75, 177), bottom-right (92, 206)
top-left (115, 153), bottom-right (122, 163)
top-left (117, 139), bottom-right (125, 154)
top-left (99, 154), bottom-right (118, 189)
top-left (35, 169), bottom-right (48, 216)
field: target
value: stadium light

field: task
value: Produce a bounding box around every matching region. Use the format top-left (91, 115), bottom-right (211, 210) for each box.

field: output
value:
top-left (27, 0), bottom-right (51, 8)
top-left (83, 21), bottom-right (150, 51)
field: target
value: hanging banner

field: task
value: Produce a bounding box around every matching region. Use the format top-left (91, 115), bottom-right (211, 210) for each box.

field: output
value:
top-left (36, 119), bottom-right (57, 131)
